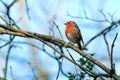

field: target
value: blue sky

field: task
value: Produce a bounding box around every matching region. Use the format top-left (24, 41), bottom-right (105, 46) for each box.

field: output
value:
top-left (0, 0), bottom-right (120, 80)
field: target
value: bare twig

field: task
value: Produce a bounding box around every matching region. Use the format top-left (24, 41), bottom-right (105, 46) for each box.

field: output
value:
top-left (10, 66), bottom-right (15, 80)
top-left (84, 20), bottom-right (120, 47)
top-left (103, 34), bottom-right (111, 60)
top-left (108, 11), bottom-right (117, 22)
top-left (98, 9), bottom-right (110, 23)
top-left (0, 0), bottom-right (20, 29)
top-left (56, 59), bottom-right (63, 80)
top-left (25, 0), bottom-right (31, 19)
top-left (67, 10), bottom-right (109, 22)
top-left (28, 62), bottom-right (38, 80)
top-left (53, 21), bottom-right (63, 40)
top-left (4, 44), bottom-right (13, 80)
top-left (67, 14), bottom-right (106, 22)
top-left (110, 33), bottom-right (118, 75)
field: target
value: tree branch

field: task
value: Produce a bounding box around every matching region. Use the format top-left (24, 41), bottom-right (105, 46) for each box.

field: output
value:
top-left (84, 20), bottom-right (120, 47)
top-left (0, 23), bottom-right (120, 79)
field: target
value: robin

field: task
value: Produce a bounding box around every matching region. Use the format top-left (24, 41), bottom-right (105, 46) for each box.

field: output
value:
top-left (64, 21), bottom-right (84, 50)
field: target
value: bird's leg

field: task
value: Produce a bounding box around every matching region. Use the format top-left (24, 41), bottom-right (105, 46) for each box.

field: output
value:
top-left (68, 42), bottom-right (75, 46)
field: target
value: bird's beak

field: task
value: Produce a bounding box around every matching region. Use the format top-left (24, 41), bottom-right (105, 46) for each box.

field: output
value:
top-left (64, 23), bottom-right (66, 25)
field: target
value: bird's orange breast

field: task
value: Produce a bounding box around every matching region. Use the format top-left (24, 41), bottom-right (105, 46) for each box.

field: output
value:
top-left (65, 25), bottom-right (74, 35)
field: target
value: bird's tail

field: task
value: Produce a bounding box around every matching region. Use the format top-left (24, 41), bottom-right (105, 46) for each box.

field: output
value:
top-left (81, 37), bottom-right (84, 45)
top-left (77, 42), bottom-right (82, 50)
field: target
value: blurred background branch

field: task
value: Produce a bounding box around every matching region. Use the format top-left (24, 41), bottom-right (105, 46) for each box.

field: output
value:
top-left (0, 0), bottom-right (120, 80)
